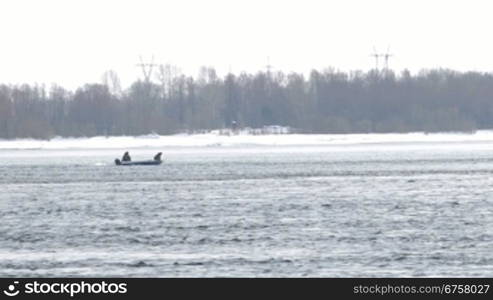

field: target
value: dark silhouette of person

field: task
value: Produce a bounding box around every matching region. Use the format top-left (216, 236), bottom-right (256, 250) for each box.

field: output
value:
top-left (122, 151), bottom-right (131, 162)
top-left (153, 152), bottom-right (162, 161)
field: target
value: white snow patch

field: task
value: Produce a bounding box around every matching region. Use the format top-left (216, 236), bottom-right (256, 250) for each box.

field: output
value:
top-left (0, 130), bottom-right (492, 150)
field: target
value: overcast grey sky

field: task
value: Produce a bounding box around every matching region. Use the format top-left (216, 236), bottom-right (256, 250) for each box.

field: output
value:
top-left (0, 0), bottom-right (491, 89)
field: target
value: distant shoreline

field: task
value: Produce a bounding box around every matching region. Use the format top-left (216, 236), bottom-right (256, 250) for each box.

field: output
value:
top-left (1, 130), bottom-right (492, 150)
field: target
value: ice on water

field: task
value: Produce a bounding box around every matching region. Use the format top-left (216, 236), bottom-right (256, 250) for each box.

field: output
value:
top-left (1, 130), bottom-right (493, 150)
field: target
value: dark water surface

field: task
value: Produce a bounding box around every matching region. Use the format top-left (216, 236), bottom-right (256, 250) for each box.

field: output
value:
top-left (1, 144), bottom-right (492, 277)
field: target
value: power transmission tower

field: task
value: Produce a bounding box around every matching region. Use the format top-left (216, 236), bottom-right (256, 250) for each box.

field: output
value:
top-left (382, 46), bottom-right (393, 70)
top-left (136, 55), bottom-right (157, 83)
top-left (266, 56), bottom-right (273, 75)
top-left (370, 47), bottom-right (381, 71)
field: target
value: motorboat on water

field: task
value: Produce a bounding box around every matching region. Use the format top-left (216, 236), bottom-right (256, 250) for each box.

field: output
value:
top-left (115, 152), bottom-right (162, 166)
top-left (114, 159), bottom-right (162, 166)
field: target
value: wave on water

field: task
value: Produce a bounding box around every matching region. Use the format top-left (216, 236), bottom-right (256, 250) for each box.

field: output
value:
top-left (0, 130), bottom-right (492, 150)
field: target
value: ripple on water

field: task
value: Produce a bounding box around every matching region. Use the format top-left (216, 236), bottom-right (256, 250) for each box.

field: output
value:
top-left (0, 146), bottom-right (493, 276)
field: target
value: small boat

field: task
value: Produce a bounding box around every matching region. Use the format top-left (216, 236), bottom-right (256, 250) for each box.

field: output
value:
top-left (115, 159), bottom-right (162, 166)
top-left (115, 152), bottom-right (163, 166)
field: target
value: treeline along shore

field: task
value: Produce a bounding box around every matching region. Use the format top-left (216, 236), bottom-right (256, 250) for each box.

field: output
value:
top-left (0, 67), bottom-right (492, 139)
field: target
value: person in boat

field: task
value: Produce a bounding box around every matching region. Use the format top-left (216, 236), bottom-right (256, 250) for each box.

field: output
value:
top-left (153, 152), bottom-right (162, 161)
top-left (122, 151), bottom-right (131, 162)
